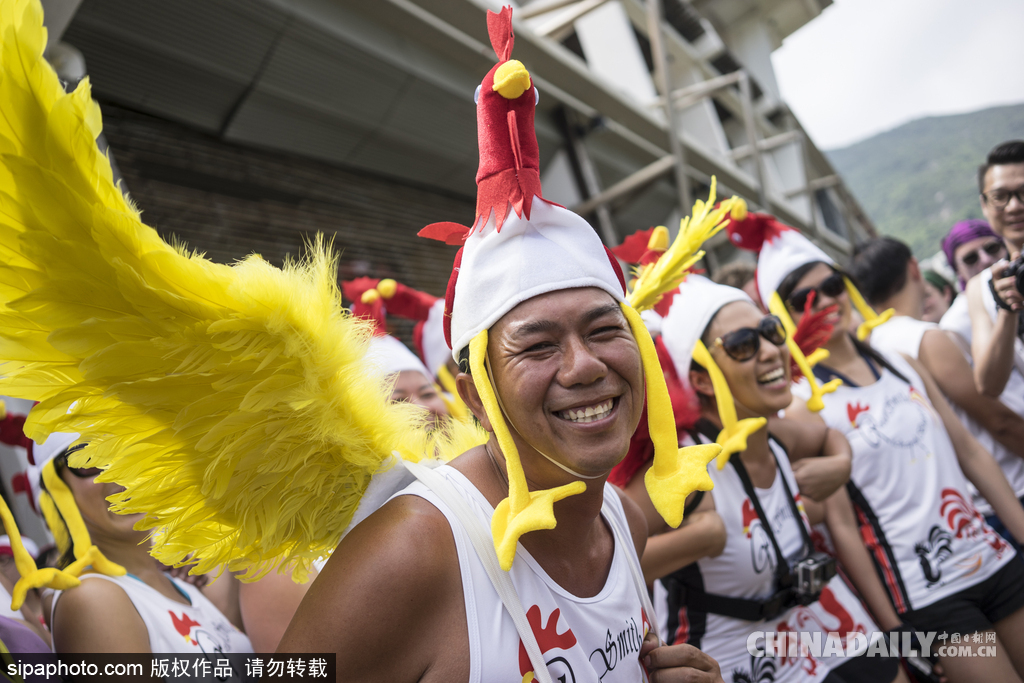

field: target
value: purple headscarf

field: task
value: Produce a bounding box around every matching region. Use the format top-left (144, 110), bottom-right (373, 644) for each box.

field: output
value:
top-left (942, 219), bottom-right (1002, 285)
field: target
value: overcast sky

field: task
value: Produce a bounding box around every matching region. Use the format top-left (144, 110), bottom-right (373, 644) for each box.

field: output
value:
top-left (771, 0), bottom-right (1024, 151)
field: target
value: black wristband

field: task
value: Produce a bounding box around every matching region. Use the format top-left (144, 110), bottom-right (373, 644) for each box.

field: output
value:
top-left (989, 276), bottom-right (1016, 312)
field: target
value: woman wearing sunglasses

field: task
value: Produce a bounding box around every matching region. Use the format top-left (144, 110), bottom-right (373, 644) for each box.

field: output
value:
top-left (35, 434), bottom-right (253, 656)
top-left (753, 229), bottom-right (1024, 683)
top-left (620, 276), bottom-right (905, 683)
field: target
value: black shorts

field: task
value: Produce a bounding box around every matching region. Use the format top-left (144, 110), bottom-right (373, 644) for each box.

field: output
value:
top-left (900, 555), bottom-right (1024, 636)
top-left (821, 649), bottom-right (899, 683)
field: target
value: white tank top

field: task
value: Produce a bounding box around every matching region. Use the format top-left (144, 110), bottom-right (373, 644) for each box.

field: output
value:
top-left (395, 466), bottom-right (650, 683)
top-left (794, 349), bottom-right (1015, 613)
top-left (660, 433), bottom-right (879, 682)
top-left (873, 314), bottom-right (1024, 513)
top-left (52, 574), bottom-right (253, 655)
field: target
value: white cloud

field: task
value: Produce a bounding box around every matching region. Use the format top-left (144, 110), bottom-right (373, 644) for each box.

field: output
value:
top-left (771, 0), bottom-right (1024, 149)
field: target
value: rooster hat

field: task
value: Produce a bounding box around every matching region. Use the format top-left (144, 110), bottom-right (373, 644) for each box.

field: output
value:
top-left (419, 6), bottom-right (720, 569)
top-left (342, 278), bottom-right (434, 385)
top-left (725, 202), bottom-right (892, 410)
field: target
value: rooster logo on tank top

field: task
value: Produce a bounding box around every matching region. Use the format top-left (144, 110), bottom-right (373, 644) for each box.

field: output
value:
top-left (845, 387), bottom-right (931, 460)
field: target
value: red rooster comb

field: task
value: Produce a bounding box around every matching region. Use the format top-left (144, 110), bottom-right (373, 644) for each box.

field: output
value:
top-left (724, 198), bottom-right (789, 254)
top-left (488, 6), bottom-right (514, 61)
top-left (341, 277), bottom-right (386, 335)
top-left (419, 5), bottom-right (541, 244)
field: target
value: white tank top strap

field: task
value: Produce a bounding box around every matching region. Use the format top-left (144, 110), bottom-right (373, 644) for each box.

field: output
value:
top-left (401, 459), bottom-right (554, 683)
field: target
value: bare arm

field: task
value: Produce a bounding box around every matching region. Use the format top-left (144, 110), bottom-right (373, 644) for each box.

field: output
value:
top-left (920, 328), bottom-right (1024, 459)
top-left (968, 269), bottom-right (1020, 396)
top-left (640, 503), bottom-right (726, 585)
top-left (770, 416), bottom-right (852, 502)
top-left (906, 355), bottom-right (1024, 544)
top-left (52, 579), bottom-right (152, 653)
top-left (621, 463), bottom-right (725, 584)
top-left (238, 567), bottom-right (316, 652)
top-left (277, 495), bottom-right (465, 681)
top-left (823, 487), bottom-right (902, 631)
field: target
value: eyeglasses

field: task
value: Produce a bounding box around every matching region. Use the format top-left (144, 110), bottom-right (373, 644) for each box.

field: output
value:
top-left (56, 445), bottom-right (101, 479)
top-left (787, 272), bottom-right (845, 312)
top-left (714, 315), bottom-right (787, 362)
top-left (959, 240), bottom-right (1006, 267)
top-left (982, 187), bottom-right (1024, 210)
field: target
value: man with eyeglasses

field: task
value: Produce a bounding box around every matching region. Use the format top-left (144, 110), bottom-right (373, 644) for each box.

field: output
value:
top-left (965, 141), bottom-right (1024, 398)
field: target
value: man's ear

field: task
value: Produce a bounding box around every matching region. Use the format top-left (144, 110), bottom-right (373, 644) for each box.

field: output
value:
top-left (908, 256), bottom-right (922, 283)
top-left (456, 371), bottom-right (493, 432)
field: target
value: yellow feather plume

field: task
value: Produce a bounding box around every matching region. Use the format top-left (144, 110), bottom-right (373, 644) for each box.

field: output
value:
top-left (628, 178), bottom-right (739, 313)
top-left (0, 0), bottom-right (476, 581)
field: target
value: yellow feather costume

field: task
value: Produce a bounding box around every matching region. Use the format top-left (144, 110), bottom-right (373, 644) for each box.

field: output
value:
top-left (0, 0), bottom-right (484, 581)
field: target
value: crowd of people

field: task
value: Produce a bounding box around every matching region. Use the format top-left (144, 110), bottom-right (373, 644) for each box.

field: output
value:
top-left (1, 1), bottom-right (1024, 682)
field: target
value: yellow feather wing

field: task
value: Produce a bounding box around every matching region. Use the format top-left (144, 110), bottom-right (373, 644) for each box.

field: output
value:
top-left (0, 0), bottom-right (438, 580)
top-left (627, 178), bottom-right (738, 313)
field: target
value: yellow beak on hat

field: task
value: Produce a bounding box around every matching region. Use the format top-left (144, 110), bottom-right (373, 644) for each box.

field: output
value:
top-left (493, 60), bottom-right (532, 100)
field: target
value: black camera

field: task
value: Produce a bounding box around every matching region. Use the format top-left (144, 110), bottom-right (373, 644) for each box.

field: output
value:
top-left (1001, 255), bottom-right (1024, 295)
top-left (793, 552), bottom-right (836, 604)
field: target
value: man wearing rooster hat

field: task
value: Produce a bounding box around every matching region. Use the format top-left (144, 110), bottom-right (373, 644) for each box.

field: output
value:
top-left (0, 2), bottom-right (731, 679)
top-left (280, 9), bottom-right (727, 680)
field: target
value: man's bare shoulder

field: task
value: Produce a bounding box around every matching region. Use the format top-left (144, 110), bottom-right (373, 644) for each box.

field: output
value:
top-left (278, 493), bottom-right (469, 681)
top-left (314, 493), bottom-right (460, 603)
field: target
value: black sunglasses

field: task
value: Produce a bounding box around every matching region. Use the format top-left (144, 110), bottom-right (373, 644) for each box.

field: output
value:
top-left (714, 315), bottom-right (787, 362)
top-left (787, 272), bottom-right (845, 312)
top-left (56, 445), bottom-right (100, 479)
top-left (959, 241), bottom-right (1005, 267)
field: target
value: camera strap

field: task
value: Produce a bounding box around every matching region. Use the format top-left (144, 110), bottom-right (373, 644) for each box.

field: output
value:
top-left (672, 426), bottom-right (810, 622)
top-left (729, 454), bottom-right (808, 586)
top-left (695, 419), bottom-right (811, 578)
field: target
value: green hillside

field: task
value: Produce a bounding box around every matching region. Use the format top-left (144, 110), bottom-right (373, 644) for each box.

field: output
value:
top-left (826, 103), bottom-right (1024, 258)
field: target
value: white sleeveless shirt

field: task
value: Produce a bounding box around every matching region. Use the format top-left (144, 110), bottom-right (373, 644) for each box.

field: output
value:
top-left (395, 466), bottom-right (650, 683)
top-left (794, 350), bottom-right (1015, 613)
top-left (52, 574), bottom-right (253, 655)
top-left (659, 434), bottom-right (879, 682)
top-left (873, 313), bottom-right (1024, 514)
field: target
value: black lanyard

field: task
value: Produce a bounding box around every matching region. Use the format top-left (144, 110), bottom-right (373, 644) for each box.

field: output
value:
top-left (730, 453), bottom-right (813, 588)
top-left (693, 420), bottom-right (813, 585)
top-left (813, 345), bottom-right (880, 388)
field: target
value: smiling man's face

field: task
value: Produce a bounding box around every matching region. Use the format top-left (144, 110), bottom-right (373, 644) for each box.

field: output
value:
top-left (982, 163), bottom-right (1024, 252)
top-left (486, 287), bottom-right (644, 478)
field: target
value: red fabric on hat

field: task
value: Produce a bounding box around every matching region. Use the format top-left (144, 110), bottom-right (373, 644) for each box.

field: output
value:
top-left (474, 8), bottom-right (542, 233)
top-left (383, 283), bottom-right (439, 323)
top-left (604, 246), bottom-right (627, 295)
top-left (790, 290), bottom-right (836, 381)
top-left (653, 287), bottom-right (680, 319)
top-left (610, 228), bottom-right (655, 264)
top-left (443, 247), bottom-right (465, 350)
top-left (341, 277), bottom-right (386, 336)
top-left (610, 228), bottom-right (663, 266)
top-left (725, 211), bottom-right (790, 254)
top-left (419, 222), bottom-right (470, 245)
